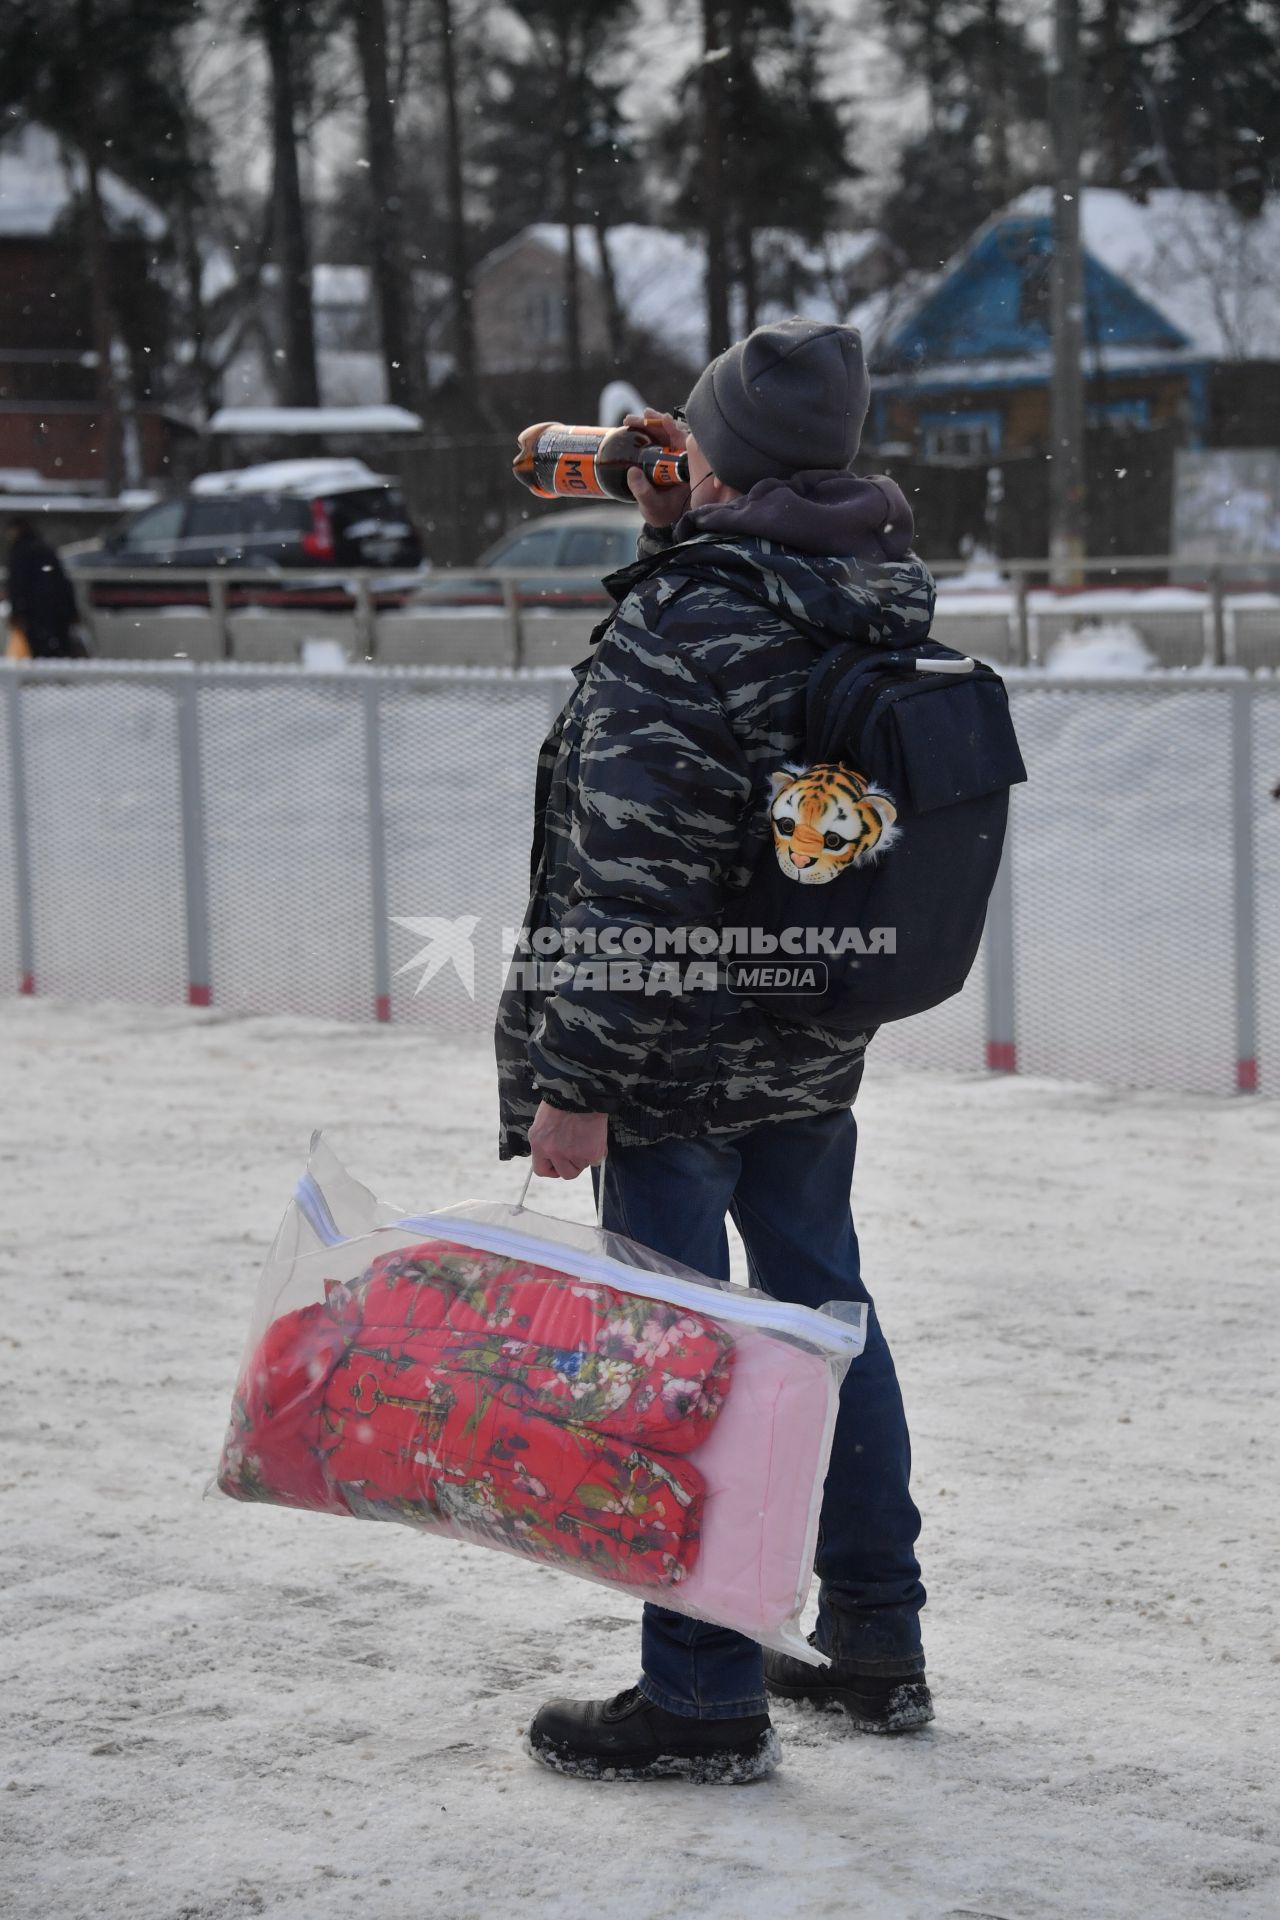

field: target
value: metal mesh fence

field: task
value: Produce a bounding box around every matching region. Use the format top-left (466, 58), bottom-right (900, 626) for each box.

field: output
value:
top-left (1, 660), bottom-right (1275, 1103)
top-left (0, 688), bottom-right (18, 994)
top-left (20, 677), bottom-right (187, 1006)
top-left (199, 679), bottom-right (376, 1023)
top-left (1254, 691), bottom-right (1280, 1099)
top-left (867, 936), bottom-right (988, 1075)
top-left (1011, 683), bottom-right (1238, 1096)
top-left (379, 672), bottom-right (561, 1034)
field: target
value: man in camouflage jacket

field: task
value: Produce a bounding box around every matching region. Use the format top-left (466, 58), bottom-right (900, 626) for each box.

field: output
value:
top-left (506, 320), bottom-right (936, 1786)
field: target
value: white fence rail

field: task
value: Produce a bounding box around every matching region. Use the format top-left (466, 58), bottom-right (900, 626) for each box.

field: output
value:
top-left (55, 559), bottom-right (1280, 672)
top-left (2, 659), bottom-right (1277, 1099)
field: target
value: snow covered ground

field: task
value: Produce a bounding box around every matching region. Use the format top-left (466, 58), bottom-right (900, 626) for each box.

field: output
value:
top-left (2, 998), bottom-right (1278, 1920)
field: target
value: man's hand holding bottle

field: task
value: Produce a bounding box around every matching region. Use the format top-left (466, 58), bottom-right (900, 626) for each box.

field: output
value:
top-left (623, 408), bottom-right (690, 528)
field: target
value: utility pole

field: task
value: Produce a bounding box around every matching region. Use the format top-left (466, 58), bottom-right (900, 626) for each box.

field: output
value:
top-left (701, 0), bottom-right (731, 357)
top-left (1048, 0), bottom-right (1086, 581)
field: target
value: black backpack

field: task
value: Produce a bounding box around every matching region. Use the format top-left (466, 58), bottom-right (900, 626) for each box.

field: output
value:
top-left (727, 634), bottom-right (1028, 1031)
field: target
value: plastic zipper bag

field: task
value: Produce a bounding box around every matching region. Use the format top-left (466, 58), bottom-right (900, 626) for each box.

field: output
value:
top-left (216, 1135), bottom-right (866, 1663)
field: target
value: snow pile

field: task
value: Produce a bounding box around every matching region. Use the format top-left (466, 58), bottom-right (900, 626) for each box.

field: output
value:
top-left (1045, 621), bottom-right (1158, 676)
top-left (300, 638), bottom-right (348, 672)
top-left (1, 1000), bottom-right (1277, 1920)
top-left (936, 548), bottom-right (1011, 595)
top-left (1035, 586), bottom-right (1207, 615)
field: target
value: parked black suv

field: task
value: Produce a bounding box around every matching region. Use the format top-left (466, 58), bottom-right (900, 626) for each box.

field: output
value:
top-left (73, 459), bottom-right (424, 572)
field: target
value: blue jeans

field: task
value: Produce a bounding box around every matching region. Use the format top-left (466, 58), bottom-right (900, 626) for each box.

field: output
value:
top-left (592, 1108), bottom-right (925, 1720)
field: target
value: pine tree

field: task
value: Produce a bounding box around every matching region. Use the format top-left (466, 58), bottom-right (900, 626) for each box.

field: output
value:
top-left (877, 0), bottom-right (1046, 269)
top-left (1138, 0), bottom-right (1280, 211)
top-left (724, 3), bottom-right (858, 327)
top-left (1087, 0), bottom-right (1154, 190)
top-left (472, 0), bottom-right (638, 382)
top-left (664, 0), bottom-right (859, 345)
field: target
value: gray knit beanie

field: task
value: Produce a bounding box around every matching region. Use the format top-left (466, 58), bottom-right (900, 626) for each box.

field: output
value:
top-left (684, 317), bottom-right (870, 492)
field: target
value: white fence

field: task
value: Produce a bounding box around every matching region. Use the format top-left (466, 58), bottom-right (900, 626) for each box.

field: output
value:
top-left (61, 560), bottom-right (1280, 673)
top-left (2, 659), bottom-right (1277, 1099)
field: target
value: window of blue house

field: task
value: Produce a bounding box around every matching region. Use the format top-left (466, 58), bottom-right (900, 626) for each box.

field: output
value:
top-left (919, 409), bottom-right (1004, 461)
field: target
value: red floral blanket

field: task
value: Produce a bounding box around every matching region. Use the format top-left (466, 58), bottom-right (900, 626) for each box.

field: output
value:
top-left (219, 1238), bottom-right (735, 1589)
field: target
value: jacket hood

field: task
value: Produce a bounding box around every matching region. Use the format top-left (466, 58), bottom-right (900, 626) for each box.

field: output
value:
top-left (607, 479), bottom-right (935, 656)
top-left (681, 469), bottom-right (914, 561)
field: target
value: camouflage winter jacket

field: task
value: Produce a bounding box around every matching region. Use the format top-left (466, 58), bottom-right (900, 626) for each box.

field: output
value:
top-left (494, 472), bottom-right (936, 1159)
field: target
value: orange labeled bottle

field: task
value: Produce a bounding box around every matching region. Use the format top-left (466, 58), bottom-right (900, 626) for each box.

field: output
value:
top-left (513, 423), bottom-right (689, 502)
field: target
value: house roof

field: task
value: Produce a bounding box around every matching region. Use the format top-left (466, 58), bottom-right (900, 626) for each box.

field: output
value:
top-left (864, 188), bottom-right (1280, 380)
top-left (208, 405), bottom-right (424, 437)
top-left (0, 121), bottom-right (166, 241)
top-left (512, 223), bottom-right (707, 363)
top-left (482, 222), bottom-right (889, 367)
top-left (1013, 188), bottom-right (1280, 362)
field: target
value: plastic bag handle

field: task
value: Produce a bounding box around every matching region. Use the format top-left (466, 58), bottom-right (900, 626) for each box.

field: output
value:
top-left (514, 1160), bottom-right (606, 1227)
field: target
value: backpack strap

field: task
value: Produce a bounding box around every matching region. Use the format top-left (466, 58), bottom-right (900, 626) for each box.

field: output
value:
top-left (804, 639), bottom-right (896, 758)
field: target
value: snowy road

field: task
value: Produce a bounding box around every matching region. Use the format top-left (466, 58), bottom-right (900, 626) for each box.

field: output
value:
top-left (2, 999), bottom-right (1278, 1920)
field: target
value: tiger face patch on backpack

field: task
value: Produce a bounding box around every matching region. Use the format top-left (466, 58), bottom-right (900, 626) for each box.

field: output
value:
top-left (767, 763), bottom-right (899, 886)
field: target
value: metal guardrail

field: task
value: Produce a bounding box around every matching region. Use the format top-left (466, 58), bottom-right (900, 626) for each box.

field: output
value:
top-left (6, 555), bottom-right (1279, 670)
top-left (68, 563), bottom-right (404, 661)
top-left (929, 553), bottom-right (1280, 668)
top-left (55, 564), bottom-right (607, 668)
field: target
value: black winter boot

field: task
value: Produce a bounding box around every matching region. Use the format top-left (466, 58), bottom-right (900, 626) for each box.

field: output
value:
top-left (526, 1686), bottom-right (780, 1783)
top-left (764, 1640), bottom-right (934, 1732)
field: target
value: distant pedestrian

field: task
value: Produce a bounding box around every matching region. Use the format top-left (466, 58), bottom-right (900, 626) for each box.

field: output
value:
top-left (5, 519), bottom-right (88, 659)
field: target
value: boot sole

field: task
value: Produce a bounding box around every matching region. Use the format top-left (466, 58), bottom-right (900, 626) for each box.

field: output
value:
top-left (766, 1679), bottom-right (934, 1733)
top-left (525, 1725), bottom-right (781, 1784)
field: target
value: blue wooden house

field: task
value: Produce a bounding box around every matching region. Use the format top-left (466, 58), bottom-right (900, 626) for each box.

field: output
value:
top-left (858, 188), bottom-right (1280, 463)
